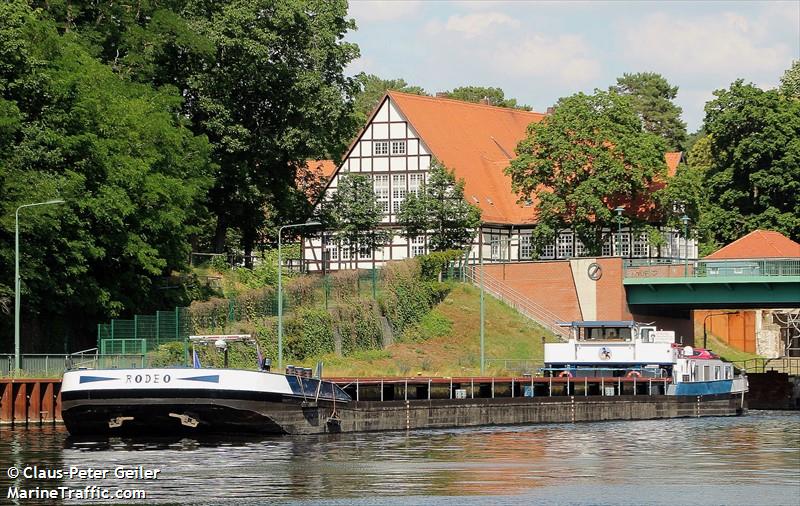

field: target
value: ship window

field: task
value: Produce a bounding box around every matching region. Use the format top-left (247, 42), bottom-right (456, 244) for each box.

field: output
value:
top-left (703, 365), bottom-right (710, 380)
top-left (715, 366), bottom-right (720, 380)
top-left (682, 374), bottom-right (690, 382)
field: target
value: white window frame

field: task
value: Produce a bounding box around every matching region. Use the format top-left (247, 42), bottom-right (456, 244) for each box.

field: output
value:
top-left (392, 174), bottom-right (406, 213)
top-left (519, 234), bottom-right (532, 260)
top-left (490, 235), bottom-right (500, 260)
top-left (391, 140), bottom-right (406, 155)
top-left (411, 235), bottom-right (425, 257)
top-left (326, 244), bottom-right (338, 261)
top-left (541, 240), bottom-right (555, 259)
top-left (602, 235), bottom-right (613, 257)
top-left (373, 174), bottom-right (389, 214)
top-left (633, 233), bottom-right (649, 258)
top-left (614, 232), bottom-right (631, 257)
top-left (408, 173), bottom-right (424, 197)
top-left (359, 244), bottom-right (372, 260)
top-left (575, 238), bottom-right (588, 257)
top-left (374, 141), bottom-right (389, 156)
top-left (557, 232), bottom-right (573, 259)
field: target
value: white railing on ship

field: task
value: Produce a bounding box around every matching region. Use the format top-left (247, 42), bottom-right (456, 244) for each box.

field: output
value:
top-left (465, 266), bottom-right (570, 340)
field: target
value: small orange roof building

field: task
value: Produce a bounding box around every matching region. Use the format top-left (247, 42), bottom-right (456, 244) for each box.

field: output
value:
top-left (705, 230), bottom-right (800, 259)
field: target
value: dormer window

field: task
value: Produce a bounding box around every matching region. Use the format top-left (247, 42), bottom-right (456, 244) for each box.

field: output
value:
top-left (374, 141), bottom-right (389, 155)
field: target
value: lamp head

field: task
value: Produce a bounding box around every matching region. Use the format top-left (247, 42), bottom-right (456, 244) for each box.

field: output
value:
top-left (614, 206), bottom-right (624, 216)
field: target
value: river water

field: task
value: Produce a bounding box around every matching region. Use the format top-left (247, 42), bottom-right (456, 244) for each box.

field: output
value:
top-left (1, 411), bottom-right (798, 505)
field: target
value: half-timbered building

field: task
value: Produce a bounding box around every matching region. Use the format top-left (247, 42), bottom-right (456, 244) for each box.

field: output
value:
top-left (303, 91), bottom-right (694, 271)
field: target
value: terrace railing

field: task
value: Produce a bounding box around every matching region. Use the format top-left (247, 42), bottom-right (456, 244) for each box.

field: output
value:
top-left (624, 258), bottom-right (800, 279)
top-left (731, 357), bottom-right (800, 376)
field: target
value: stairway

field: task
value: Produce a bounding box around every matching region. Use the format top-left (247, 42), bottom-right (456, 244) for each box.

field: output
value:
top-left (465, 266), bottom-right (570, 340)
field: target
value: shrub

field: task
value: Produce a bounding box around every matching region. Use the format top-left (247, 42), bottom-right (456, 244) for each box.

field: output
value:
top-left (380, 260), bottom-right (432, 333)
top-left (285, 308), bottom-right (334, 360)
top-left (149, 341), bottom-right (187, 367)
top-left (334, 300), bottom-right (383, 354)
top-left (417, 249), bottom-right (465, 281)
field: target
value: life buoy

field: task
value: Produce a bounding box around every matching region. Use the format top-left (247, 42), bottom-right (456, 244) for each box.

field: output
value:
top-left (626, 370), bottom-right (641, 378)
top-left (558, 370), bottom-right (573, 378)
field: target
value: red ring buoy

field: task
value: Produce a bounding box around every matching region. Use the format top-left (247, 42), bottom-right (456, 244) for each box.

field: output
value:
top-left (558, 370), bottom-right (573, 378)
top-left (626, 370), bottom-right (641, 378)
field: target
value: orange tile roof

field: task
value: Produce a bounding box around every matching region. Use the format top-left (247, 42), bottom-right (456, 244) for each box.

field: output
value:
top-left (299, 159), bottom-right (337, 200)
top-left (705, 230), bottom-right (800, 259)
top-left (665, 151), bottom-right (682, 177)
top-left (389, 91), bottom-right (545, 224)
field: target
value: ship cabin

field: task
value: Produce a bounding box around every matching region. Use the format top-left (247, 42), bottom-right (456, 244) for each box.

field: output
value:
top-left (543, 321), bottom-right (678, 379)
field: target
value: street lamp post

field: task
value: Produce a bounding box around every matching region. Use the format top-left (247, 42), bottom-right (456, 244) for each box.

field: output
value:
top-left (681, 215), bottom-right (690, 277)
top-left (703, 312), bottom-right (738, 349)
top-left (277, 220), bottom-right (320, 370)
top-left (15, 199), bottom-right (65, 372)
top-left (614, 207), bottom-right (625, 258)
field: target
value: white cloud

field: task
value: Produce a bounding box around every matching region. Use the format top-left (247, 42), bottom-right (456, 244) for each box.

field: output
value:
top-left (622, 12), bottom-right (794, 81)
top-left (348, 0), bottom-right (423, 23)
top-left (442, 12), bottom-right (521, 38)
top-left (492, 34), bottom-right (601, 85)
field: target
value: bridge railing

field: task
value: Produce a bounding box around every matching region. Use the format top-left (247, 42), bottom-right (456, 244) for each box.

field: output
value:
top-left (625, 258), bottom-right (800, 279)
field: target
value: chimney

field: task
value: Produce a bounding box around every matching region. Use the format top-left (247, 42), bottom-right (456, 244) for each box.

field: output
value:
top-left (435, 92), bottom-right (447, 98)
top-left (480, 96), bottom-right (491, 105)
top-left (546, 106), bottom-right (556, 115)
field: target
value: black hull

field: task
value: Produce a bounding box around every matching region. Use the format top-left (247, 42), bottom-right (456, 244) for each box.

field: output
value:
top-left (62, 390), bottom-right (745, 436)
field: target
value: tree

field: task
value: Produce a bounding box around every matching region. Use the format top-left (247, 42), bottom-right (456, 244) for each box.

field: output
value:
top-left (0, 1), bottom-right (214, 350)
top-left (39, 0), bottom-right (362, 264)
top-left (443, 86), bottom-right (531, 110)
top-left (780, 60), bottom-right (800, 99)
top-left (353, 74), bottom-right (427, 125)
top-left (611, 72), bottom-right (687, 151)
top-left (398, 160), bottom-right (482, 252)
top-left (321, 174), bottom-right (388, 265)
top-left (506, 90), bottom-right (668, 256)
top-left (701, 80), bottom-right (800, 243)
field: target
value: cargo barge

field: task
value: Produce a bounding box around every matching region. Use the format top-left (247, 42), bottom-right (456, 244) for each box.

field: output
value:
top-left (60, 323), bottom-right (748, 436)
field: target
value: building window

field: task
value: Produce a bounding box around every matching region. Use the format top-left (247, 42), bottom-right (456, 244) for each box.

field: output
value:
top-left (391, 140), bottom-right (406, 155)
top-left (575, 238), bottom-right (588, 257)
top-left (602, 235), bottom-right (613, 257)
top-left (409, 173), bottom-right (424, 197)
top-left (540, 239), bottom-right (555, 259)
top-left (520, 235), bottom-right (532, 259)
top-left (359, 245), bottom-right (372, 259)
top-left (373, 175), bottom-right (389, 214)
top-left (614, 233), bottom-right (631, 257)
top-left (557, 232), bottom-right (573, 259)
top-left (411, 235), bottom-right (425, 257)
top-left (374, 141), bottom-right (389, 155)
top-left (633, 233), bottom-right (649, 258)
top-left (326, 245), bottom-right (338, 261)
top-left (340, 246), bottom-right (350, 261)
top-left (392, 174), bottom-right (406, 213)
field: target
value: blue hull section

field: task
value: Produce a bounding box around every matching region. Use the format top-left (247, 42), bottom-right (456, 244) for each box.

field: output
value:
top-left (674, 380), bottom-right (734, 396)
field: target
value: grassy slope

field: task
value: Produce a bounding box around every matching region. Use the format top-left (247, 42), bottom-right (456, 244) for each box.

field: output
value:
top-left (303, 284), bottom-right (560, 377)
top-left (702, 333), bottom-right (761, 363)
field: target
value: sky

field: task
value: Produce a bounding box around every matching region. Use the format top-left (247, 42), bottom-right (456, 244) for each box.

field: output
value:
top-left (345, 0), bottom-right (800, 133)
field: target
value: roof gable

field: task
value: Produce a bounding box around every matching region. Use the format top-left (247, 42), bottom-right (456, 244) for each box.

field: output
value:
top-left (705, 230), bottom-right (800, 259)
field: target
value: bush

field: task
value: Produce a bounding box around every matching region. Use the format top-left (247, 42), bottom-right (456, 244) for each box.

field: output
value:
top-left (149, 341), bottom-right (187, 367)
top-left (285, 308), bottom-right (334, 360)
top-left (334, 300), bottom-right (383, 355)
top-left (418, 249), bottom-right (465, 281)
top-left (380, 260), bottom-right (433, 333)
top-left (329, 270), bottom-right (359, 299)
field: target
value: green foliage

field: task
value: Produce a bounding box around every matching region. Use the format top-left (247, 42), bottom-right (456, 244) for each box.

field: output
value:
top-left (353, 74), bottom-right (427, 124)
top-left (506, 90), bottom-right (668, 256)
top-left (401, 309), bottom-right (453, 343)
top-left (780, 60), bottom-right (800, 100)
top-left (442, 86), bottom-right (531, 110)
top-left (417, 250), bottom-right (465, 281)
top-left (397, 160), bottom-right (481, 251)
top-left (333, 300), bottom-right (383, 355)
top-left (320, 174), bottom-right (389, 261)
top-left (380, 260), bottom-right (432, 333)
top-left (188, 287), bottom-right (277, 329)
top-left (702, 80), bottom-right (800, 243)
top-left (150, 341), bottom-right (187, 367)
top-left (0, 2), bottom-right (214, 350)
top-left (285, 308), bottom-right (334, 360)
top-left (611, 72), bottom-right (688, 150)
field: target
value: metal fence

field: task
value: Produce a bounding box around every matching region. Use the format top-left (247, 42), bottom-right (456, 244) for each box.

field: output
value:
top-left (1, 353), bottom-right (149, 377)
top-left (625, 258), bottom-right (800, 279)
top-left (732, 358), bottom-right (800, 375)
top-left (97, 307), bottom-right (191, 353)
top-left (465, 265), bottom-right (571, 340)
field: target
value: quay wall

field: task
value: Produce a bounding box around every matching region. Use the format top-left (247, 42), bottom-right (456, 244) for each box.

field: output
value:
top-left (0, 378), bottom-right (62, 425)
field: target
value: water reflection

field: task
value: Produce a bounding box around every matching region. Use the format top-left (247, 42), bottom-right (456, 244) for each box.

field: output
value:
top-left (1, 412), bottom-right (798, 505)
